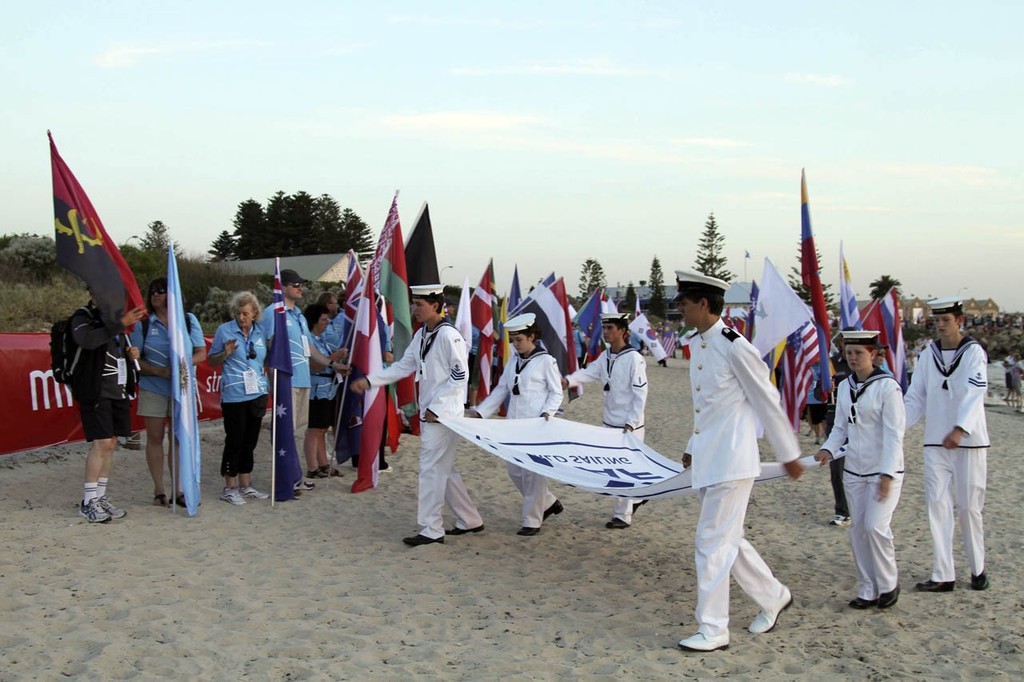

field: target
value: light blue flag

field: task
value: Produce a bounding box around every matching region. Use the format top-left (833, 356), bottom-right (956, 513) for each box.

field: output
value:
top-left (167, 247), bottom-right (201, 515)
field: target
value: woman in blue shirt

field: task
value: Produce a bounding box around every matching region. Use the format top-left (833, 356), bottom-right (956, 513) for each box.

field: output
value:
top-left (303, 303), bottom-right (342, 479)
top-left (208, 291), bottom-right (271, 505)
top-left (129, 277), bottom-right (207, 508)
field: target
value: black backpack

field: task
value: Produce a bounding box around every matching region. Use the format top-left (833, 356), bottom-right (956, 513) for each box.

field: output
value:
top-left (50, 306), bottom-right (90, 384)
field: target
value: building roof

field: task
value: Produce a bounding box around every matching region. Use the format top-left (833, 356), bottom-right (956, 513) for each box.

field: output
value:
top-left (228, 253), bottom-right (352, 284)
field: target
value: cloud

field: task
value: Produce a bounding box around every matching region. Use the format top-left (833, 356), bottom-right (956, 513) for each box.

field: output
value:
top-left (878, 163), bottom-right (999, 186)
top-left (319, 42), bottom-right (373, 56)
top-left (452, 58), bottom-right (665, 77)
top-left (669, 137), bottom-right (753, 149)
top-left (387, 15), bottom-right (537, 29)
top-left (785, 73), bottom-right (850, 87)
top-left (94, 40), bottom-right (269, 68)
top-left (381, 111), bottom-right (543, 132)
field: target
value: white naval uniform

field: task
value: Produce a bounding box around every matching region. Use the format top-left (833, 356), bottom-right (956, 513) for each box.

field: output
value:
top-left (367, 321), bottom-right (483, 539)
top-left (685, 319), bottom-right (800, 640)
top-left (904, 338), bottom-right (988, 581)
top-left (476, 348), bottom-right (563, 529)
top-left (565, 345), bottom-right (648, 523)
top-left (821, 371), bottom-right (906, 600)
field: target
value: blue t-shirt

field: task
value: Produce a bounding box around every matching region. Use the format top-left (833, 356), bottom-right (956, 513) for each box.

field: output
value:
top-left (323, 315), bottom-right (348, 351)
top-left (309, 332), bottom-right (339, 400)
top-left (210, 320), bottom-right (268, 404)
top-left (130, 312), bottom-right (205, 397)
top-left (260, 303), bottom-right (312, 388)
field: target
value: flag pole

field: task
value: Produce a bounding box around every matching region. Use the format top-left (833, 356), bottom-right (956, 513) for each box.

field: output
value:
top-left (169, 409), bottom-right (177, 515)
top-left (270, 368), bottom-right (278, 508)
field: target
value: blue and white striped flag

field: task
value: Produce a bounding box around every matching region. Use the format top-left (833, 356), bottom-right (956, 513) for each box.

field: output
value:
top-left (167, 247), bottom-right (201, 515)
top-left (839, 241), bottom-right (862, 331)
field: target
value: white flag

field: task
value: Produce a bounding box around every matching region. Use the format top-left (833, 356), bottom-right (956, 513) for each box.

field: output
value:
top-left (751, 258), bottom-right (813, 358)
top-left (628, 313), bottom-right (667, 361)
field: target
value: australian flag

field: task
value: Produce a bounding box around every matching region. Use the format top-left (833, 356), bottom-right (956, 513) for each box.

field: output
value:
top-left (269, 258), bottom-right (303, 501)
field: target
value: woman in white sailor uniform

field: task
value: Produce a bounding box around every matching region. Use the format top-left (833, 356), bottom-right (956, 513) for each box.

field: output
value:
top-left (470, 313), bottom-right (564, 535)
top-left (563, 312), bottom-right (648, 529)
top-left (815, 330), bottom-right (906, 609)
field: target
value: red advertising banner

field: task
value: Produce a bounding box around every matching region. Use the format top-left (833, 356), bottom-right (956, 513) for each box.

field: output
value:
top-left (0, 333), bottom-right (227, 456)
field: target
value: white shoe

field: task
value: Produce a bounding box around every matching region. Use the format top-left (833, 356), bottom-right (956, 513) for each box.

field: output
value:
top-left (239, 486), bottom-right (269, 499)
top-left (829, 515), bottom-right (851, 527)
top-left (219, 488), bottom-right (246, 506)
top-left (678, 632), bottom-right (730, 651)
top-left (749, 586), bottom-right (793, 634)
top-left (294, 479), bottom-right (315, 492)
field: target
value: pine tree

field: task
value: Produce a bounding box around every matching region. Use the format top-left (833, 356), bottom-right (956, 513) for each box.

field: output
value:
top-left (339, 208), bottom-right (375, 257)
top-left (139, 220), bottom-right (175, 252)
top-left (315, 194), bottom-right (346, 253)
top-left (648, 255), bottom-right (666, 318)
top-left (264, 191), bottom-right (291, 256)
top-left (788, 242), bottom-right (836, 308)
top-left (578, 258), bottom-right (607, 299)
top-left (208, 230), bottom-right (237, 261)
top-left (694, 212), bottom-right (734, 281)
top-left (232, 199), bottom-right (267, 260)
top-left (286, 191), bottom-right (317, 255)
top-left (624, 281), bottom-right (637, 314)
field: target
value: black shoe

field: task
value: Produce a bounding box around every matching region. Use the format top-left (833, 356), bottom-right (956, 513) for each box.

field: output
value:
top-left (877, 586), bottom-right (900, 609)
top-left (517, 526), bottom-right (541, 536)
top-left (445, 525), bottom-right (484, 536)
top-left (632, 499), bottom-right (649, 514)
top-left (971, 572), bottom-right (990, 591)
top-left (848, 597), bottom-right (878, 609)
top-left (403, 534), bottom-right (444, 546)
top-left (543, 500), bottom-right (564, 520)
top-left (605, 517), bottom-right (630, 529)
top-left (915, 579), bottom-right (955, 592)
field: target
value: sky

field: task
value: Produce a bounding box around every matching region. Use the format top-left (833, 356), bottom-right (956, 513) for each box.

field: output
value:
top-left (3, 1), bottom-right (1022, 309)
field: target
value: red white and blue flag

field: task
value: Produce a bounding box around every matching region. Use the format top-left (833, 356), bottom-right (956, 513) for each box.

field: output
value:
top-left (350, 271), bottom-right (385, 493)
top-left (801, 170), bottom-right (833, 394)
top-left (862, 288), bottom-right (908, 392)
top-left (269, 258), bottom-right (303, 502)
top-left (471, 260), bottom-right (496, 402)
top-left (779, 321), bottom-right (821, 432)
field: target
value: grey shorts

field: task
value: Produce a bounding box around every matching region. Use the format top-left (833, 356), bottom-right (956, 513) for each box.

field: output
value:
top-left (137, 388), bottom-right (172, 418)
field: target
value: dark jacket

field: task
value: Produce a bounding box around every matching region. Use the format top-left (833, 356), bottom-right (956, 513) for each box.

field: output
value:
top-left (70, 302), bottom-right (137, 404)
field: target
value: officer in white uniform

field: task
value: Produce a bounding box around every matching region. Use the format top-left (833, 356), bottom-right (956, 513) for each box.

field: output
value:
top-left (816, 331), bottom-right (906, 609)
top-left (471, 313), bottom-right (564, 535)
top-left (351, 284), bottom-right (483, 546)
top-left (674, 270), bottom-right (803, 653)
top-left (904, 298), bottom-right (990, 592)
top-left (564, 312), bottom-right (649, 528)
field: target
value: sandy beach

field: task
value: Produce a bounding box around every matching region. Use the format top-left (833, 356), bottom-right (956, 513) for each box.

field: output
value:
top-left (1, 355), bottom-right (1021, 680)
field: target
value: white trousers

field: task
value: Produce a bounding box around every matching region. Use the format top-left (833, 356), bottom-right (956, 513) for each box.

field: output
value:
top-left (695, 478), bottom-right (787, 639)
top-left (611, 426), bottom-right (645, 523)
top-left (507, 463), bottom-right (557, 528)
top-left (417, 422), bottom-right (483, 539)
top-left (923, 446), bottom-right (986, 580)
top-left (844, 473), bottom-right (902, 599)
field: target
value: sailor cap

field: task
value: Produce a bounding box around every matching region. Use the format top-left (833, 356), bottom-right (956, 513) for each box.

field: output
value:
top-left (504, 313), bottom-right (537, 333)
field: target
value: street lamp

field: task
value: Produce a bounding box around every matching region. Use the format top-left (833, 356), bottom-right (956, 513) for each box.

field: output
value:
top-left (440, 265), bottom-right (454, 284)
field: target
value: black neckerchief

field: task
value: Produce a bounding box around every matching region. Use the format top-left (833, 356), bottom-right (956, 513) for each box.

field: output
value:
top-left (513, 347), bottom-right (549, 395)
top-left (604, 345), bottom-right (637, 391)
top-left (847, 368), bottom-right (892, 423)
top-left (930, 336), bottom-right (978, 390)
top-left (419, 321), bottom-right (454, 362)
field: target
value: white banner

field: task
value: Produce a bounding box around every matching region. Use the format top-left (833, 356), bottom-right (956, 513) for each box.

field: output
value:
top-left (442, 416), bottom-right (813, 500)
top-left (628, 314), bottom-right (668, 361)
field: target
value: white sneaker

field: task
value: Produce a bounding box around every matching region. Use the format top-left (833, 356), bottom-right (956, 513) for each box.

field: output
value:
top-left (219, 488), bottom-right (246, 506)
top-left (749, 586), bottom-right (793, 634)
top-left (239, 486), bottom-right (269, 499)
top-left (294, 479), bottom-right (315, 492)
top-left (96, 495), bottom-right (127, 519)
top-left (678, 632), bottom-right (730, 651)
top-left (829, 515), bottom-right (851, 527)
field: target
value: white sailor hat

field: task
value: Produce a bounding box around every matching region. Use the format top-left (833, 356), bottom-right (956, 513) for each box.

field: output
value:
top-left (840, 330), bottom-right (880, 346)
top-left (410, 283), bottom-right (445, 298)
top-left (504, 312), bottom-right (537, 333)
top-left (928, 297), bottom-right (963, 315)
top-left (600, 312), bottom-right (630, 324)
top-left (673, 269), bottom-right (730, 302)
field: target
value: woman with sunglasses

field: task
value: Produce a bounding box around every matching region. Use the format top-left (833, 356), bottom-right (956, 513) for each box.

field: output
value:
top-left (129, 277), bottom-right (207, 508)
top-left (208, 291), bottom-right (271, 505)
top-left (468, 313), bottom-right (563, 536)
top-left (815, 330), bottom-right (906, 610)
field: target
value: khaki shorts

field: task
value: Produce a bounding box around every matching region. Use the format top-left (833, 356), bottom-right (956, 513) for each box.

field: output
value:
top-left (137, 388), bottom-right (172, 418)
top-left (292, 387), bottom-right (310, 433)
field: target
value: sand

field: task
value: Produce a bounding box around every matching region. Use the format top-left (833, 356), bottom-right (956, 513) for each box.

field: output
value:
top-left (1, 356), bottom-right (1022, 680)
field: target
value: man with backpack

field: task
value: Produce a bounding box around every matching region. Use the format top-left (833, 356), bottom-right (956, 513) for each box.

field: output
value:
top-left (70, 289), bottom-right (146, 523)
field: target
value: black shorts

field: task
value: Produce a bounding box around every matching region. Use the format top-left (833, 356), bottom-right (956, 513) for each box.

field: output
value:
top-left (79, 398), bottom-right (132, 442)
top-left (807, 403), bottom-right (827, 425)
top-left (309, 397), bottom-right (337, 430)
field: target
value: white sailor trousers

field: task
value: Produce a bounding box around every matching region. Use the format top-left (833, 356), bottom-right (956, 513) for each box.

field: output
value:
top-left (694, 478), bottom-right (787, 639)
top-left (844, 473), bottom-right (902, 599)
top-left (507, 464), bottom-right (557, 528)
top-left (611, 426), bottom-right (645, 522)
top-left (923, 446), bottom-right (986, 580)
top-left (418, 422), bottom-right (483, 539)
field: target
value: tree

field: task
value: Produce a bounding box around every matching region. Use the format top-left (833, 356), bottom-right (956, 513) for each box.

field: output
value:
top-left (788, 242), bottom-right (836, 308)
top-left (208, 230), bottom-right (237, 261)
top-left (578, 258), bottom-right (607, 299)
top-left (694, 212), bottom-right (734, 281)
top-left (624, 281), bottom-right (637, 314)
top-left (139, 220), bottom-right (175, 252)
top-left (315, 194), bottom-right (346, 252)
top-left (338, 208), bottom-right (375, 256)
top-left (232, 199), bottom-right (267, 260)
top-left (869, 275), bottom-right (902, 300)
top-left (648, 255), bottom-right (666, 318)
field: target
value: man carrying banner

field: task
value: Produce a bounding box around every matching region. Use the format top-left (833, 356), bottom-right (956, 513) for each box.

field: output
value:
top-left (563, 312), bottom-right (648, 529)
top-left (72, 289), bottom-right (146, 522)
top-left (673, 270), bottom-right (803, 653)
top-left (904, 298), bottom-right (990, 593)
top-left (351, 284), bottom-right (483, 546)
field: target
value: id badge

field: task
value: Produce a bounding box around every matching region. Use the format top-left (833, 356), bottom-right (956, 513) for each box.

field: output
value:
top-left (243, 368), bottom-right (260, 395)
top-left (301, 334), bottom-right (311, 357)
top-left (116, 358), bottom-right (128, 385)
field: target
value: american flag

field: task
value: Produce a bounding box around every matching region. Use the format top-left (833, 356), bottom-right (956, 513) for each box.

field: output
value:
top-left (779, 321), bottom-right (820, 432)
top-left (659, 329), bottom-right (678, 358)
